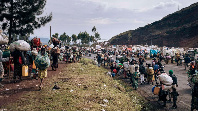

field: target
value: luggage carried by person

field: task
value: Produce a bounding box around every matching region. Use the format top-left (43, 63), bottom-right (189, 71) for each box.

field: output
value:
top-left (0, 30), bottom-right (9, 45)
top-left (10, 40), bottom-right (30, 52)
top-left (159, 73), bottom-right (173, 85)
top-left (52, 38), bottom-right (60, 46)
top-left (34, 53), bottom-right (50, 70)
top-left (31, 37), bottom-right (41, 47)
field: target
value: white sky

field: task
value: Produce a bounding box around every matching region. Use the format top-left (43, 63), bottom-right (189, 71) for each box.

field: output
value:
top-left (30, 0), bottom-right (198, 41)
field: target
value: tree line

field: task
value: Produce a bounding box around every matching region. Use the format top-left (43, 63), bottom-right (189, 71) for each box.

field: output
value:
top-left (51, 26), bottom-right (101, 46)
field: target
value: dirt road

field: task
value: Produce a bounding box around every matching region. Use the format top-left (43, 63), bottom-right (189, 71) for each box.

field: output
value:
top-left (0, 62), bottom-right (67, 108)
top-left (84, 54), bottom-right (192, 111)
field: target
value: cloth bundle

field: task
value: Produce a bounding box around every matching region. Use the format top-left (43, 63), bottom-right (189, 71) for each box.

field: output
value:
top-left (34, 53), bottom-right (50, 70)
top-left (10, 40), bottom-right (30, 52)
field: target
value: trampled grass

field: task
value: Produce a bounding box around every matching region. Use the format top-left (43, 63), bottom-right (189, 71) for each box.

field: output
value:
top-left (3, 58), bottom-right (148, 111)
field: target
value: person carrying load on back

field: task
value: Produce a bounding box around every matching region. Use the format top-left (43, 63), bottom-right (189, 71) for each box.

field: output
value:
top-left (31, 37), bottom-right (42, 51)
top-left (51, 46), bottom-right (60, 71)
top-left (35, 47), bottom-right (50, 90)
top-left (168, 70), bottom-right (179, 109)
top-left (157, 68), bottom-right (173, 107)
top-left (12, 49), bottom-right (26, 82)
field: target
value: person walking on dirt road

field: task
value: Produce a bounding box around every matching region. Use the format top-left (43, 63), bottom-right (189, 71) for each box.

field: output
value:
top-left (169, 70), bottom-right (179, 109)
top-left (157, 68), bottom-right (173, 107)
top-left (38, 48), bottom-right (48, 90)
top-left (12, 49), bottom-right (26, 82)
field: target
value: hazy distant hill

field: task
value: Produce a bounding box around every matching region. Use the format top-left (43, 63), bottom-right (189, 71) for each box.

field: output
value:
top-left (109, 3), bottom-right (198, 48)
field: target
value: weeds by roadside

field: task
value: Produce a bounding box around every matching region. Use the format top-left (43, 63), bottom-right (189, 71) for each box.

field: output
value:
top-left (2, 58), bottom-right (148, 111)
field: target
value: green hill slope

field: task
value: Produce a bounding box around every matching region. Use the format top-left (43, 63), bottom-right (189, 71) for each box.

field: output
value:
top-left (109, 3), bottom-right (198, 48)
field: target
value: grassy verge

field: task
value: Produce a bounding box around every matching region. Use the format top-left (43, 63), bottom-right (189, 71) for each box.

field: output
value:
top-left (3, 58), bottom-right (149, 111)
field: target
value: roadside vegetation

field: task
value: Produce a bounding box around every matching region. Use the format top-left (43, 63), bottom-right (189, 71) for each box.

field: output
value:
top-left (3, 58), bottom-right (150, 111)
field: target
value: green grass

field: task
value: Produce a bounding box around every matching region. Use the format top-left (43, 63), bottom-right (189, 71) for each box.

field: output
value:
top-left (2, 58), bottom-right (148, 111)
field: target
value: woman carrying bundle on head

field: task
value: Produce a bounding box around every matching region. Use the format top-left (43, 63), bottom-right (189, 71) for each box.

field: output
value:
top-left (34, 47), bottom-right (50, 90)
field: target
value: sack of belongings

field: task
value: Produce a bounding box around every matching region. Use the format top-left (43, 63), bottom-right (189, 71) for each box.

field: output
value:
top-left (52, 38), bottom-right (60, 46)
top-left (10, 40), bottom-right (30, 52)
top-left (31, 37), bottom-right (42, 47)
top-left (159, 73), bottom-right (173, 85)
top-left (34, 53), bottom-right (50, 70)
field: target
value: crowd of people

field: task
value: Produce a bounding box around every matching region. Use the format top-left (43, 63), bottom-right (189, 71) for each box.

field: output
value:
top-left (0, 37), bottom-right (83, 89)
top-left (0, 33), bottom-right (198, 110)
top-left (92, 47), bottom-right (197, 110)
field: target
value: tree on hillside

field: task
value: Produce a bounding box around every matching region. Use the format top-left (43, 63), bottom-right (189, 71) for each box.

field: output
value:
top-left (128, 33), bottom-right (132, 42)
top-left (72, 34), bottom-right (77, 44)
top-left (0, 0), bottom-right (52, 43)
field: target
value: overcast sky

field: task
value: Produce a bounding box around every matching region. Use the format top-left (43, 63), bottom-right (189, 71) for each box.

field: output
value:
top-left (30, 0), bottom-right (198, 41)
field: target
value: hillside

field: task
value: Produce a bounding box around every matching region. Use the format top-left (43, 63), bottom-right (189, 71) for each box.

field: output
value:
top-left (109, 3), bottom-right (198, 48)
